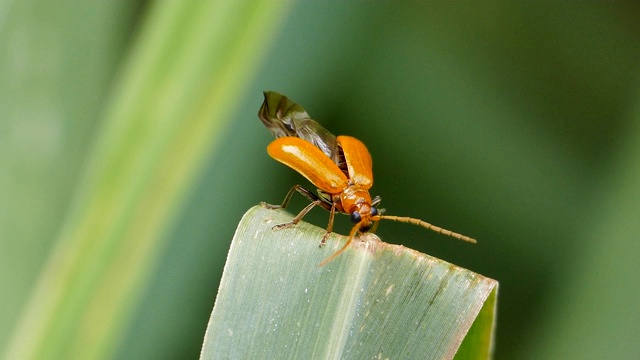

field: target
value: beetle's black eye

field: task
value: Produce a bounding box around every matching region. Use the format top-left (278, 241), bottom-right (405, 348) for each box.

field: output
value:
top-left (350, 211), bottom-right (362, 224)
top-left (370, 207), bottom-right (378, 216)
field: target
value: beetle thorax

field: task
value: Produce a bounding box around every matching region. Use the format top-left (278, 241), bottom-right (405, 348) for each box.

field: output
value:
top-left (340, 185), bottom-right (374, 227)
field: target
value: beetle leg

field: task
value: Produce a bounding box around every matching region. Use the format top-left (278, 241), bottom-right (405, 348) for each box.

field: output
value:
top-left (267, 185), bottom-right (334, 231)
top-left (371, 195), bottom-right (382, 207)
top-left (320, 203), bottom-right (337, 247)
top-left (272, 199), bottom-right (322, 230)
top-left (263, 185), bottom-right (329, 210)
top-left (261, 185), bottom-right (300, 209)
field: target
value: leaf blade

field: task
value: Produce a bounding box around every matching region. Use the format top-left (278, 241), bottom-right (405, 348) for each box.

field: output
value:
top-left (202, 205), bottom-right (497, 359)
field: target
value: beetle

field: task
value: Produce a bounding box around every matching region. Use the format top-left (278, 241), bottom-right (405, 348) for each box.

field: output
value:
top-left (260, 92), bottom-right (476, 266)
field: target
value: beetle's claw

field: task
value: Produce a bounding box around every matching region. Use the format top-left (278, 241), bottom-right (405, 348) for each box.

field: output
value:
top-left (261, 201), bottom-right (283, 209)
top-left (319, 232), bottom-right (331, 247)
top-left (272, 222), bottom-right (295, 231)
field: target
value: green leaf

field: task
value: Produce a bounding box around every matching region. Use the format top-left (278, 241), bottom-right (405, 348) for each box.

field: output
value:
top-left (201, 205), bottom-right (497, 359)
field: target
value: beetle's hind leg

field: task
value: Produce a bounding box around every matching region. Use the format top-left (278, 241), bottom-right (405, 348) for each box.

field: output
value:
top-left (261, 184), bottom-right (306, 210)
top-left (265, 185), bottom-right (334, 236)
top-left (272, 199), bottom-right (320, 231)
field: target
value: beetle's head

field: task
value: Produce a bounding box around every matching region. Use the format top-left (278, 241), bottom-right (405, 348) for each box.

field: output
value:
top-left (349, 203), bottom-right (379, 232)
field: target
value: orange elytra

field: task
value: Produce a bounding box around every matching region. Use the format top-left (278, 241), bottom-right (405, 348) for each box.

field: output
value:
top-left (260, 91), bottom-right (476, 266)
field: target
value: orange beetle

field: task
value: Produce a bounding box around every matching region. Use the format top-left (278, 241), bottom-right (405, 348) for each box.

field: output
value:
top-left (261, 92), bottom-right (476, 266)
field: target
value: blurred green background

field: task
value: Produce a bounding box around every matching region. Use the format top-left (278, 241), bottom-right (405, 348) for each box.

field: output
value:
top-left (2, 1), bottom-right (640, 359)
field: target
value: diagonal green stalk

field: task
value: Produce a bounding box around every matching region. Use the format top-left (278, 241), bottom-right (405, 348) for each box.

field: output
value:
top-left (4, 1), bottom-right (293, 359)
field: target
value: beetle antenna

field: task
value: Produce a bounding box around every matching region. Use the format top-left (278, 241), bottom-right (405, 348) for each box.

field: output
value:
top-left (374, 215), bottom-right (477, 244)
top-left (318, 221), bottom-right (362, 267)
